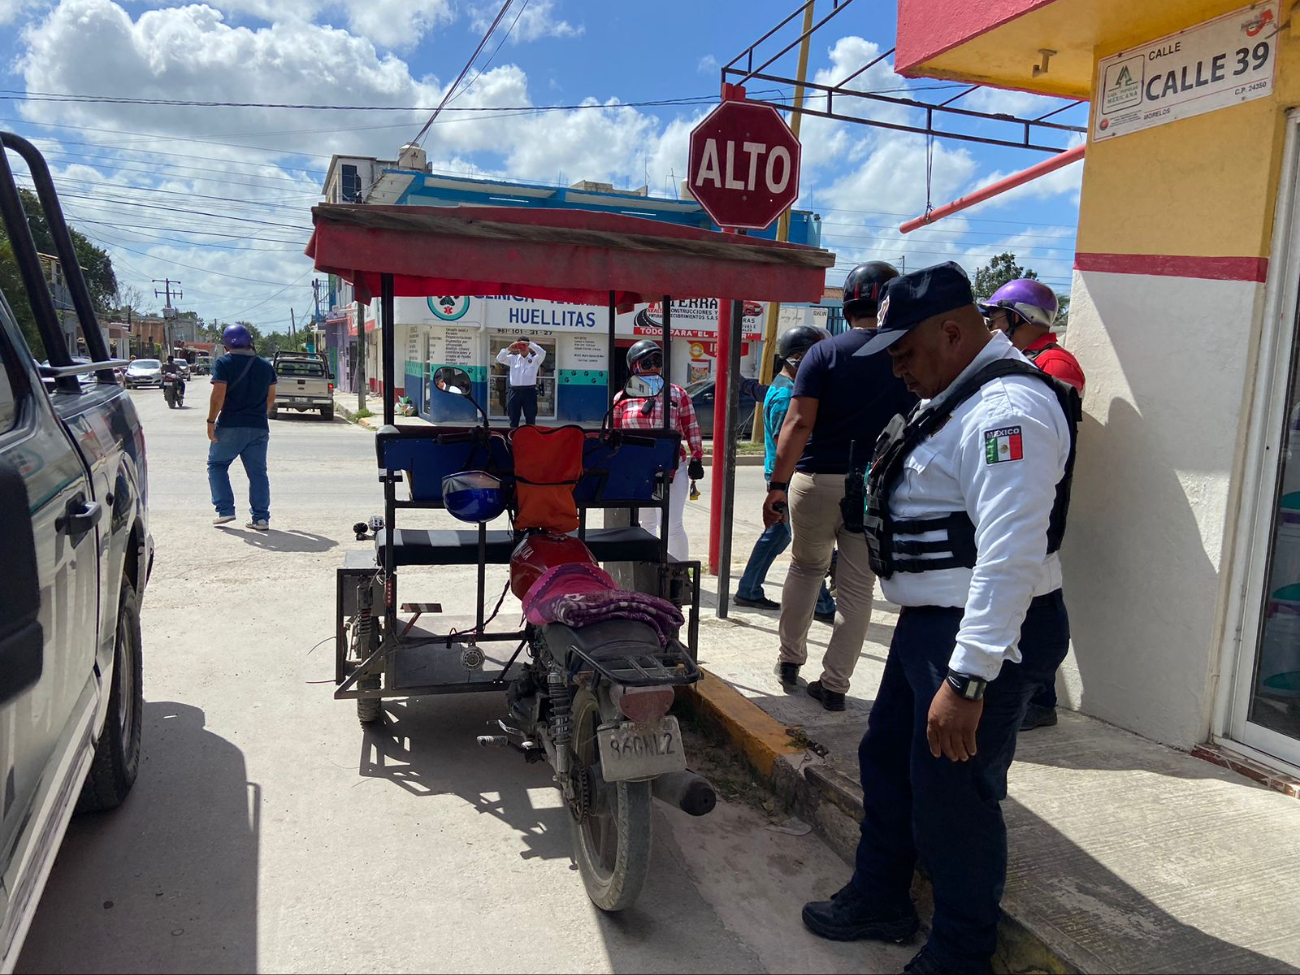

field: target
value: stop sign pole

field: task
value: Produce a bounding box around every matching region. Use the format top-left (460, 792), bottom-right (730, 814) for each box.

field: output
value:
top-left (692, 85), bottom-right (803, 611)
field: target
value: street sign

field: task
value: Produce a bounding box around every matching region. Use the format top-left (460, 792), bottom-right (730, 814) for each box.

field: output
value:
top-left (1093, 0), bottom-right (1279, 142)
top-left (688, 98), bottom-right (802, 231)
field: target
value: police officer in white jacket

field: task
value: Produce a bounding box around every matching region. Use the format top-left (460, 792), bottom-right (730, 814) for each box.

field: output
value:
top-left (496, 336), bottom-right (546, 427)
top-left (800, 263), bottom-right (1078, 975)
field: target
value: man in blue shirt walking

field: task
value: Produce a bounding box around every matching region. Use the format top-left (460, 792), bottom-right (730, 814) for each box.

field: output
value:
top-left (207, 324), bottom-right (277, 530)
top-left (735, 326), bottom-right (835, 620)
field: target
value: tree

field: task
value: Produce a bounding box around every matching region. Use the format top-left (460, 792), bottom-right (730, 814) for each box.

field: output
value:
top-left (0, 188), bottom-right (119, 356)
top-left (973, 252), bottom-right (1038, 300)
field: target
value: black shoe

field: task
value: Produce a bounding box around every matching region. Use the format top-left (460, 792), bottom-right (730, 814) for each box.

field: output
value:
top-left (802, 884), bottom-right (919, 944)
top-left (1020, 704), bottom-right (1058, 731)
top-left (901, 948), bottom-right (972, 974)
top-left (776, 662), bottom-right (801, 692)
top-left (735, 594), bottom-right (780, 610)
top-left (807, 680), bottom-right (846, 712)
top-left (814, 609), bottom-right (836, 623)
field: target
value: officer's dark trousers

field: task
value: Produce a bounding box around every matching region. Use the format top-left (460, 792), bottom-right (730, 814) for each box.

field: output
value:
top-left (850, 591), bottom-right (1069, 973)
top-left (506, 385), bottom-right (538, 427)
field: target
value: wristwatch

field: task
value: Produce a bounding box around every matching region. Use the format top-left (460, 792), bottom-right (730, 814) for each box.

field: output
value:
top-left (945, 670), bottom-right (988, 701)
top-left (768, 480), bottom-right (789, 493)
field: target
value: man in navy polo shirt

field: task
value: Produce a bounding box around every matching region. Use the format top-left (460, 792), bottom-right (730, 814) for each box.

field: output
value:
top-left (207, 324), bottom-right (277, 530)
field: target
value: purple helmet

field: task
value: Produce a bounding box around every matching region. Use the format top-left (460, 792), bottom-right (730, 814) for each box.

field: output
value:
top-left (222, 323), bottom-right (253, 349)
top-left (979, 278), bottom-right (1058, 330)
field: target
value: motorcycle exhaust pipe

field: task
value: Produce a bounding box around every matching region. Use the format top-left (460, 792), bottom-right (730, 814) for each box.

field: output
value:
top-left (651, 770), bottom-right (717, 817)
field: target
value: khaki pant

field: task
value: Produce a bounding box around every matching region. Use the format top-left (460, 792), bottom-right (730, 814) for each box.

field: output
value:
top-left (779, 471), bottom-right (876, 694)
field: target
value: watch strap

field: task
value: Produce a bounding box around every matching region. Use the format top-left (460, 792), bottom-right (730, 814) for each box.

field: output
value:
top-left (768, 480), bottom-right (789, 492)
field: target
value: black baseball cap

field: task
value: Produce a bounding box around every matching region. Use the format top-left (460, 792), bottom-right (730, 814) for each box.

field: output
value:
top-left (854, 261), bottom-right (975, 356)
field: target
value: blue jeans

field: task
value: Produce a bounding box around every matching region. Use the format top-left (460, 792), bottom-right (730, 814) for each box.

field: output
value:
top-left (208, 426), bottom-right (270, 521)
top-left (850, 591), bottom-right (1070, 973)
top-left (736, 520), bottom-right (835, 614)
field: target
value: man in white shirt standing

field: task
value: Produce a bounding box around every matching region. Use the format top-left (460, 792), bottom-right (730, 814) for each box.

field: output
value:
top-left (800, 263), bottom-right (1079, 975)
top-left (496, 335), bottom-right (546, 427)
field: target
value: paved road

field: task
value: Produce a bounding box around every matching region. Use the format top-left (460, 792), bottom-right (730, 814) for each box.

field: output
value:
top-left (17, 382), bottom-right (908, 974)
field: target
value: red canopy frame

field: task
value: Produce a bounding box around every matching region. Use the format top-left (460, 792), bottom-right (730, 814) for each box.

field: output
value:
top-left (306, 204), bottom-right (834, 306)
top-left (307, 202), bottom-right (837, 622)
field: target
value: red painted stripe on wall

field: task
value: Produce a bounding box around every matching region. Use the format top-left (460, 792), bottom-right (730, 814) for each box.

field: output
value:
top-left (1074, 252), bottom-right (1269, 282)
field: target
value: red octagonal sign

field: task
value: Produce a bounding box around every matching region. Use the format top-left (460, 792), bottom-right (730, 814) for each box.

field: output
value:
top-left (688, 99), bottom-right (802, 231)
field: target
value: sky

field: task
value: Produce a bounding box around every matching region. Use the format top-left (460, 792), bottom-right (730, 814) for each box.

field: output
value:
top-left (0, 0), bottom-right (1088, 333)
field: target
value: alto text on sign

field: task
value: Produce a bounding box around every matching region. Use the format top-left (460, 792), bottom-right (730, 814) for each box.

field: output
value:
top-left (1094, 1), bottom-right (1279, 142)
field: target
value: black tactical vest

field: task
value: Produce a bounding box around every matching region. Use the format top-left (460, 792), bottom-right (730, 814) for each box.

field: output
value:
top-left (863, 359), bottom-right (1081, 580)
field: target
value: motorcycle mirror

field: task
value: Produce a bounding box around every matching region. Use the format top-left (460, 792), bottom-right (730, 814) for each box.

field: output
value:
top-left (432, 366), bottom-right (473, 398)
top-left (623, 375), bottom-right (663, 400)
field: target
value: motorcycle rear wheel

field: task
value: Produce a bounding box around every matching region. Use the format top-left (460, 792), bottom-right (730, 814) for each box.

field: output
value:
top-left (568, 689), bottom-right (651, 912)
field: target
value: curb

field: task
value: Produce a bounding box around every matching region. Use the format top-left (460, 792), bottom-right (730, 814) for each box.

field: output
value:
top-left (682, 668), bottom-right (1081, 975)
top-left (333, 398), bottom-right (381, 430)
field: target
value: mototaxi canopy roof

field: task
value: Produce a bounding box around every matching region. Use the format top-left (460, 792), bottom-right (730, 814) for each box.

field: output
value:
top-left (306, 203), bottom-right (836, 306)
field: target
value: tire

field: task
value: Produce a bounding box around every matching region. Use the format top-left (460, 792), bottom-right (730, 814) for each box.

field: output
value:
top-left (320, 406), bottom-right (332, 420)
top-left (357, 681), bottom-right (381, 724)
top-left (568, 689), bottom-right (652, 912)
top-left (76, 579), bottom-right (143, 813)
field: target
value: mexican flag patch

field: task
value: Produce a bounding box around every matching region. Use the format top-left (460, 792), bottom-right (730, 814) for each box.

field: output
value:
top-left (984, 426), bottom-right (1023, 464)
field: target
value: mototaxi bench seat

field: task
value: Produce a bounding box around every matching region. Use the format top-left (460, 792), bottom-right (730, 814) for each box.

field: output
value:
top-left (375, 524), bottom-right (666, 567)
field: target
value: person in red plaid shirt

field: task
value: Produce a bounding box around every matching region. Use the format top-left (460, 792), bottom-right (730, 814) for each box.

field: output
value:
top-left (613, 340), bottom-right (705, 560)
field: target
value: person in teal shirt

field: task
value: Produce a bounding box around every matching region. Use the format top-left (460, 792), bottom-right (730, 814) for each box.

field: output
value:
top-left (735, 327), bottom-right (835, 618)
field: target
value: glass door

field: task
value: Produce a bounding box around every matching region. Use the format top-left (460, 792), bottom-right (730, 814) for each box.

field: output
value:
top-left (487, 335), bottom-right (557, 421)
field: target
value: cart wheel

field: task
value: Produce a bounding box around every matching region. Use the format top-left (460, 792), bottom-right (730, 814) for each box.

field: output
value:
top-left (568, 689), bottom-right (651, 912)
top-left (357, 674), bottom-right (382, 724)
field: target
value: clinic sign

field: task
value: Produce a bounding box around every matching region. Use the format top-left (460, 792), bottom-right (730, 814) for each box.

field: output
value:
top-left (1093, 1), bottom-right (1279, 141)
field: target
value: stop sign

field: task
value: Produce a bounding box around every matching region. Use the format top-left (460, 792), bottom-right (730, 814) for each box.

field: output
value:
top-left (688, 99), bottom-right (802, 231)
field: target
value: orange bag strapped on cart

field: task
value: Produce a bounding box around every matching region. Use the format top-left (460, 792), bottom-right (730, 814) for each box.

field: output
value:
top-left (510, 425), bottom-right (586, 533)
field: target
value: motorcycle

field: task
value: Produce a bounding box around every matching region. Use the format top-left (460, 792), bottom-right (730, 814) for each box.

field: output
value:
top-left (353, 366), bottom-right (714, 911)
top-left (162, 372), bottom-right (185, 409)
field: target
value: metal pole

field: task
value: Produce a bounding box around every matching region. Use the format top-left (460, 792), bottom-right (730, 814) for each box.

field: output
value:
top-left (355, 299), bottom-right (367, 412)
top-left (608, 290), bottom-right (616, 411)
top-left (661, 295), bottom-right (672, 428)
top-left (751, 0), bottom-right (816, 442)
top-left (716, 300), bottom-right (743, 619)
top-left (708, 233), bottom-right (738, 576)
top-left (381, 275), bottom-right (395, 427)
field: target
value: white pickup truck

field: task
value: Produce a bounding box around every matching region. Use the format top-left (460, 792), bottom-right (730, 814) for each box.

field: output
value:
top-left (271, 351), bottom-right (334, 420)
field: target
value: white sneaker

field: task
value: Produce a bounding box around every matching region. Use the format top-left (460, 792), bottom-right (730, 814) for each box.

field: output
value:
top-left (246, 519), bottom-right (269, 531)
top-left (214, 514), bottom-right (236, 526)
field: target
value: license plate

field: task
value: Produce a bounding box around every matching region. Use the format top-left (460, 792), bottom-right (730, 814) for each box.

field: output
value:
top-left (596, 716), bottom-right (685, 783)
top-left (291, 397), bottom-right (310, 403)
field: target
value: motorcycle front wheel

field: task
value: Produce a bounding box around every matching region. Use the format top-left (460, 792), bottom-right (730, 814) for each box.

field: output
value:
top-left (568, 688), bottom-right (651, 912)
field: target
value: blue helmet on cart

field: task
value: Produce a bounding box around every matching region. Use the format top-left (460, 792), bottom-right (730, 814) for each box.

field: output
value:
top-left (442, 471), bottom-right (507, 524)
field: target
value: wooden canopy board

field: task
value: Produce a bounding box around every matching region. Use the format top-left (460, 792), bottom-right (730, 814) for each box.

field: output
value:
top-left (306, 204), bottom-right (835, 304)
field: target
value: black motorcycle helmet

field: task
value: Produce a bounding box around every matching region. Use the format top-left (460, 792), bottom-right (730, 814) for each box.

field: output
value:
top-left (775, 325), bottom-right (828, 370)
top-left (842, 261), bottom-right (900, 322)
top-left (626, 339), bottom-right (663, 372)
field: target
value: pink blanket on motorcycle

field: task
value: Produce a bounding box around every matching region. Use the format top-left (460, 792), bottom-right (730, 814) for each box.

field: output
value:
top-left (522, 564), bottom-right (685, 646)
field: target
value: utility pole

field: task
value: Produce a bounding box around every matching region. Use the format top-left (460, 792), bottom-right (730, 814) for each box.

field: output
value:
top-left (153, 278), bottom-right (181, 358)
top-left (749, 0), bottom-right (816, 442)
top-left (899, 254), bottom-right (906, 275)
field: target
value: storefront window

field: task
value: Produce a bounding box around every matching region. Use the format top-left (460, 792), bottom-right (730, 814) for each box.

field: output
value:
top-left (488, 335), bottom-right (557, 419)
top-left (1253, 390), bottom-right (1300, 742)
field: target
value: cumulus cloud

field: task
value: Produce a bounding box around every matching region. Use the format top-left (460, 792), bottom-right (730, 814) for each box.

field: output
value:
top-left (0, 0), bottom-right (30, 25)
top-left (471, 0), bottom-right (581, 43)
top-left (697, 54), bottom-right (718, 75)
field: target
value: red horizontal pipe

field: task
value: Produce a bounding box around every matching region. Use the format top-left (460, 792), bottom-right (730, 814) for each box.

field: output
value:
top-left (900, 144), bottom-right (1085, 234)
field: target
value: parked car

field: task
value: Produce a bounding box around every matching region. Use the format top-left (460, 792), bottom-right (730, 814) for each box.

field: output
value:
top-left (0, 131), bottom-right (151, 970)
top-left (124, 358), bottom-right (163, 387)
top-left (38, 356), bottom-right (95, 390)
top-left (686, 376), bottom-right (759, 440)
top-left (271, 351), bottom-right (334, 420)
top-left (174, 358), bottom-right (191, 379)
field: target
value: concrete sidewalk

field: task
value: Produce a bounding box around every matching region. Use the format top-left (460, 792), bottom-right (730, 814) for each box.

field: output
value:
top-left (686, 564), bottom-right (1300, 975)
